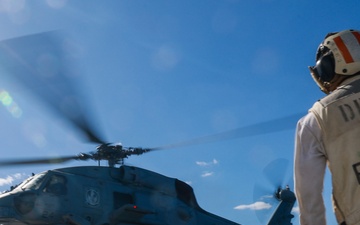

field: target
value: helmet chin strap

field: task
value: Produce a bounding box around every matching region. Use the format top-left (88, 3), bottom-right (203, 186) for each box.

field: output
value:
top-left (319, 74), bottom-right (350, 94)
top-left (309, 66), bottom-right (331, 94)
top-left (309, 66), bottom-right (350, 95)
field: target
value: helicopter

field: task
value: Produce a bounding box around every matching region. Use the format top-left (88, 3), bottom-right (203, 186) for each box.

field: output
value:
top-left (0, 31), bottom-right (297, 225)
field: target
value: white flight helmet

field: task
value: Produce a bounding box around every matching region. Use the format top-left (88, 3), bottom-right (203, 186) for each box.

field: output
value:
top-left (309, 29), bottom-right (360, 94)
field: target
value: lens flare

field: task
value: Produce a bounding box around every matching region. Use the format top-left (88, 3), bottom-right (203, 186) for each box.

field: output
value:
top-left (0, 90), bottom-right (12, 105)
top-left (0, 89), bottom-right (22, 118)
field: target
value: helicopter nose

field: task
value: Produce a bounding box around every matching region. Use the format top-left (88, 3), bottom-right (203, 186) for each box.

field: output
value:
top-left (0, 190), bottom-right (38, 216)
top-left (0, 192), bottom-right (18, 220)
top-left (13, 192), bottom-right (37, 215)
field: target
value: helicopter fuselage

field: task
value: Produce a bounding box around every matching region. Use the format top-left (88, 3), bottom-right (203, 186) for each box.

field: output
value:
top-left (0, 165), bottom-right (240, 225)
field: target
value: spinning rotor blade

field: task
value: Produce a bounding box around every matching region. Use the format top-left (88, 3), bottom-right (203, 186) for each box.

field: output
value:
top-left (263, 158), bottom-right (291, 189)
top-left (150, 113), bottom-right (304, 151)
top-left (0, 113), bottom-right (302, 167)
top-left (0, 32), bottom-right (305, 168)
top-left (0, 155), bottom-right (85, 167)
top-left (253, 158), bottom-right (292, 201)
top-left (253, 158), bottom-right (293, 223)
top-left (0, 31), bottom-right (105, 144)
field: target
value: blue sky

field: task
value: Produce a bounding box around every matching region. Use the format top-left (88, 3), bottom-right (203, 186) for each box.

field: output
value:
top-left (0, 1), bottom-right (359, 224)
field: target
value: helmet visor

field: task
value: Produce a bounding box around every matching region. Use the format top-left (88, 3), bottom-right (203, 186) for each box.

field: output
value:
top-left (309, 52), bottom-right (335, 82)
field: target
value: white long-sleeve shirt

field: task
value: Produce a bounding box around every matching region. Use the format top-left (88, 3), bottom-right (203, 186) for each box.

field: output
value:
top-left (294, 112), bottom-right (327, 225)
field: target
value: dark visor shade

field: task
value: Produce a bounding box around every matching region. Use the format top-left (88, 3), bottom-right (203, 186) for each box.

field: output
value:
top-left (309, 53), bottom-right (335, 82)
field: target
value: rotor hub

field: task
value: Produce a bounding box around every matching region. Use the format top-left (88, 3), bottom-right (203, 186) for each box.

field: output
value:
top-left (83, 143), bottom-right (151, 167)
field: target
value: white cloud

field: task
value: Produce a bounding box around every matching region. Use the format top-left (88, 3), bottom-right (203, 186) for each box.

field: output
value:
top-left (0, 176), bottom-right (14, 186)
top-left (292, 206), bottom-right (300, 214)
top-left (234, 201), bottom-right (272, 210)
top-left (196, 161), bottom-right (207, 166)
top-left (196, 159), bottom-right (219, 167)
top-left (201, 172), bottom-right (214, 177)
top-left (197, 159), bottom-right (218, 178)
top-left (0, 173), bottom-right (26, 186)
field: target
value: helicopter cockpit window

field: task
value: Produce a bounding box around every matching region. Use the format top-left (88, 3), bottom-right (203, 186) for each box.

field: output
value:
top-left (18, 172), bottom-right (46, 191)
top-left (175, 179), bottom-right (200, 209)
top-left (43, 174), bottom-right (67, 195)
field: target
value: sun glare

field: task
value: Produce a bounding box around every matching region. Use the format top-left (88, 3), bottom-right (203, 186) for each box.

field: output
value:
top-left (0, 89), bottom-right (22, 118)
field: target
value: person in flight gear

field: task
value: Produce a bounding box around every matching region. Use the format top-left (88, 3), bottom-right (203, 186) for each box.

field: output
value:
top-left (294, 29), bottom-right (360, 225)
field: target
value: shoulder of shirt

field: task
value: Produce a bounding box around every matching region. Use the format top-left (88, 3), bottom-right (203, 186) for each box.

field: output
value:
top-left (298, 112), bottom-right (315, 124)
top-left (297, 112), bottom-right (323, 144)
top-left (298, 112), bottom-right (319, 130)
